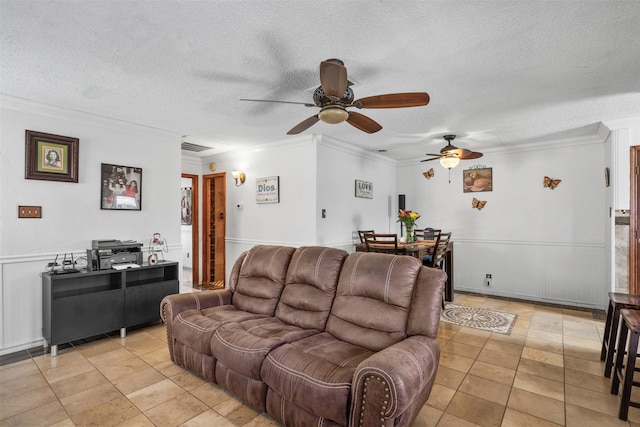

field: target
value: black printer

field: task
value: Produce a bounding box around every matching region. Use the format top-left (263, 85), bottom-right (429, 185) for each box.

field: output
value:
top-left (87, 239), bottom-right (143, 270)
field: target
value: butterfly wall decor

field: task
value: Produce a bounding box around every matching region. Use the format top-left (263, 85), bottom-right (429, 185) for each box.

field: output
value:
top-left (423, 168), bottom-right (435, 180)
top-left (472, 197), bottom-right (487, 210)
top-left (543, 176), bottom-right (562, 190)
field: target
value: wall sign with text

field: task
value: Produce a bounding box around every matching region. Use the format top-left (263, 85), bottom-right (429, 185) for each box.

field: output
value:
top-left (256, 176), bottom-right (280, 204)
top-left (355, 180), bottom-right (373, 199)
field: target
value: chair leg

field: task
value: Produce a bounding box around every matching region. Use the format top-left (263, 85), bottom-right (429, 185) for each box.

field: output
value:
top-left (605, 307), bottom-right (622, 378)
top-left (612, 320), bottom-right (629, 395)
top-left (619, 329), bottom-right (639, 420)
top-left (602, 300), bottom-right (614, 361)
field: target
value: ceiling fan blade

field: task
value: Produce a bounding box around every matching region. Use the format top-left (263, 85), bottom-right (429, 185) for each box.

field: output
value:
top-left (240, 98), bottom-right (315, 107)
top-left (346, 111), bottom-right (383, 134)
top-left (287, 115), bottom-right (320, 135)
top-left (320, 60), bottom-right (348, 99)
top-left (461, 151), bottom-right (484, 160)
top-left (420, 157), bottom-right (442, 163)
top-left (424, 153), bottom-right (443, 157)
top-left (355, 92), bottom-right (430, 109)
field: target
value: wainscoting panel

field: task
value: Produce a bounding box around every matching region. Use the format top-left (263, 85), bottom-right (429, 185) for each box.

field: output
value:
top-left (0, 246), bottom-right (183, 355)
top-left (454, 240), bottom-right (608, 310)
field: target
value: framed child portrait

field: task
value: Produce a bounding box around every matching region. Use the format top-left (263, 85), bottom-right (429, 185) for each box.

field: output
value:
top-left (25, 130), bottom-right (79, 183)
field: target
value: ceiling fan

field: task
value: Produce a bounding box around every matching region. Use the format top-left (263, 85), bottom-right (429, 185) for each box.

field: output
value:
top-left (420, 135), bottom-right (483, 169)
top-left (240, 59), bottom-right (430, 135)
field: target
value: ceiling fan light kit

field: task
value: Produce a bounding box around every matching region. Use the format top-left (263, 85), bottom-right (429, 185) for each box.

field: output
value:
top-left (242, 59), bottom-right (430, 135)
top-left (318, 106), bottom-right (349, 124)
top-left (422, 134), bottom-right (483, 170)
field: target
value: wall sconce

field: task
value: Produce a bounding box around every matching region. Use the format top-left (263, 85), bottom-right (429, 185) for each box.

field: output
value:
top-left (230, 170), bottom-right (246, 187)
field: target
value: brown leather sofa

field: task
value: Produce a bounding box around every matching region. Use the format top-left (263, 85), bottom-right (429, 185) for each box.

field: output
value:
top-left (161, 245), bottom-right (446, 426)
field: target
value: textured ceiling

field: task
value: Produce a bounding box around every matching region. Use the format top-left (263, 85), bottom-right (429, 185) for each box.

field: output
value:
top-left (1, 1), bottom-right (639, 160)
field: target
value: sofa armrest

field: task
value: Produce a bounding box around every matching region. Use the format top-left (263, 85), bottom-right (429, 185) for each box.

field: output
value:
top-left (160, 289), bottom-right (233, 323)
top-left (350, 336), bottom-right (440, 427)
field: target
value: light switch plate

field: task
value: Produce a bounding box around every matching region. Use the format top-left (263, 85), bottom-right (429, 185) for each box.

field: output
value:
top-left (18, 205), bottom-right (42, 218)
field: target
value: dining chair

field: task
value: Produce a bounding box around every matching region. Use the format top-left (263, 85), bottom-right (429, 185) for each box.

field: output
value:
top-left (363, 233), bottom-right (400, 254)
top-left (424, 232), bottom-right (451, 269)
top-left (358, 230), bottom-right (375, 243)
top-left (420, 229), bottom-right (442, 264)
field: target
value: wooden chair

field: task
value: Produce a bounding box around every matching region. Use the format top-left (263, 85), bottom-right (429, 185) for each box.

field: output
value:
top-left (420, 229), bottom-right (442, 264)
top-left (358, 230), bottom-right (375, 243)
top-left (363, 233), bottom-right (399, 254)
top-left (424, 232), bottom-right (451, 269)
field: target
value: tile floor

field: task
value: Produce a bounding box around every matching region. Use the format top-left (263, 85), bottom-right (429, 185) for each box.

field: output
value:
top-left (0, 292), bottom-right (638, 426)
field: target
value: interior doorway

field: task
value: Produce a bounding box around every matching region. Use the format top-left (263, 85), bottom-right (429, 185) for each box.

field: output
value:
top-left (203, 173), bottom-right (226, 285)
top-left (181, 173), bottom-right (199, 286)
top-left (631, 146), bottom-right (639, 294)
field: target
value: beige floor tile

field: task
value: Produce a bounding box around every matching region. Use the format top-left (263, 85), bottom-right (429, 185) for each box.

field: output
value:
top-left (436, 412), bottom-right (483, 427)
top-left (0, 399), bottom-right (68, 426)
top-left (501, 408), bottom-right (563, 427)
top-left (75, 336), bottom-right (123, 359)
top-left (179, 409), bottom-right (238, 427)
top-left (0, 384), bottom-right (58, 420)
top-left (525, 336), bottom-right (564, 354)
top-left (476, 348), bottom-right (521, 371)
top-left (441, 340), bottom-right (483, 359)
top-left (513, 371), bottom-right (564, 401)
top-left (517, 358), bottom-right (565, 383)
top-left (413, 404), bottom-right (444, 427)
top-left (189, 382), bottom-right (234, 408)
top-left (451, 329), bottom-right (492, 348)
top-left (487, 332), bottom-right (527, 347)
top-left (565, 383), bottom-right (621, 417)
top-left (59, 381), bottom-right (123, 417)
top-left (144, 392), bottom-right (209, 427)
top-left (0, 370), bottom-right (49, 399)
top-left (114, 413), bottom-right (155, 426)
top-left (434, 365), bottom-right (467, 390)
top-left (0, 359), bottom-right (40, 384)
top-left (212, 396), bottom-right (261, 426)
top-left (564, 367), bottom-right (611, 394)
top-left (168, 368), bottom-right (207, 391)
top-left (426, 383), bottom-right (457, 411)
top-left (565, 402), bottom-right (630, 426)
top-left (521, 347), bottom-right (564, 368)
top-left (445, 391), bottom-right (505, 427)
top-left (458, 374), bottom-right (511, 406)
top-left (563, 335), bottom-right (602, 362)
top-left (507, 388), bottom-right (565, 425)
top-left (564, 354), bottom-right (604, 376)
top-left (126, 378), bottom-right (185, 412)
top-left (35, 351), bottom-right (97, 384)
top-left (49, 369), bottom-right (111, 399)
top-left (71, 395), bottom-right (141, 427)
top-left (87, 346), bottom-right (137, 369)
top-left (468, 360), bottom-right (516, 386)
top-left (438, 352), bottom-right (475, 373)
top-left (483, 339), bottom-right (523, 357)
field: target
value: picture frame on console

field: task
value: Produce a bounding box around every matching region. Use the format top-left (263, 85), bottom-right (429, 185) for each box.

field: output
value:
top-left (25, 130), bottom-right (79, 183)
top-left (100, 163), bottom-right (142, 210)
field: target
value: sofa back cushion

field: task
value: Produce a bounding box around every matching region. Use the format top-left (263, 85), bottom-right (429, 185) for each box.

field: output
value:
top-left (275, 246), bottom-right (348, 330)
top-left (326, 252), bottom-right (422, 351)
top-left (231, 245), bottom-right (296, 316)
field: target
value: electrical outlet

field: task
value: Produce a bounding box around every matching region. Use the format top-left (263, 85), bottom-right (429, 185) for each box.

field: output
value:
top-left (18, 206), bottom-right (42, 218)
top-left (485, 274), bottom-right (492, 286)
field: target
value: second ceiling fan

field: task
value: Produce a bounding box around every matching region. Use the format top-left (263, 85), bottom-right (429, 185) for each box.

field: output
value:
top-left (421, 135), bottom-right (483, 169)
top-left (241, 59), bottom-right (430, 135)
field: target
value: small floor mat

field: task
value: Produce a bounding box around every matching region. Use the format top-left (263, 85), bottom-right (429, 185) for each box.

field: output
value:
top-left (441, 303), bottom-right (518, 335)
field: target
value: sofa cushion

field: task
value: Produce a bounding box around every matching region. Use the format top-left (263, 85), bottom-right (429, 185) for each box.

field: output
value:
top-left (211, 317), bottom-right (320, 379)
top-left (275, 246), bottom-right (348, 330)
top-left (232, 245), bottom-right (296, 315)
top-left (171, 306), bottom-right (268, 355)
top-left (261, 332), bottom-right (373, 426)
top-left (326, 252), bottom-right (422, 351)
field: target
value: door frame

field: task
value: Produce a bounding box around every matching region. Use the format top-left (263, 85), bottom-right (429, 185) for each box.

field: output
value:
top-left (203, 172), bottom-right (226, 284)
top-left (181, 173), bottom-right (199, 285)
top-left (631, 146), bottom-right (639, 294)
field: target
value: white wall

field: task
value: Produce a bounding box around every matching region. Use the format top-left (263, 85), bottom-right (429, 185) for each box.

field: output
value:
top-left (397, 138), bottom-right (608, 308)
top-left (200, 135), bottom-right (397, 279)
top-left (0, 96), bottom-right (183, 354)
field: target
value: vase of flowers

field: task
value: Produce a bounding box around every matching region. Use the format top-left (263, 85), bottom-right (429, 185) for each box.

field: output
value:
top-left (398, 209), bottom-right (420, 242)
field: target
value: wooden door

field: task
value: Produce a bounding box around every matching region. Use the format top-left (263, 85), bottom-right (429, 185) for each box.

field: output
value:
top-left (203, 173), bottom-right (226, 284)
top-left (631, 146), bottom-right (640, 294)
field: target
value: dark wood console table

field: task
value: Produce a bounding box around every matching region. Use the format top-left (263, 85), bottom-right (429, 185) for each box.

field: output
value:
top-left (42, 261), bottom-right (179, 356)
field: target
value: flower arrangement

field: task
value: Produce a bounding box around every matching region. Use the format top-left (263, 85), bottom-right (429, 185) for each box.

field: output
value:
top-left (398, 209), bottom-right (420, 242)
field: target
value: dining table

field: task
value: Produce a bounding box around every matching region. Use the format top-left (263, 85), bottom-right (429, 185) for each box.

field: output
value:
top-left (355, 239), bottom-right (454, 302)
